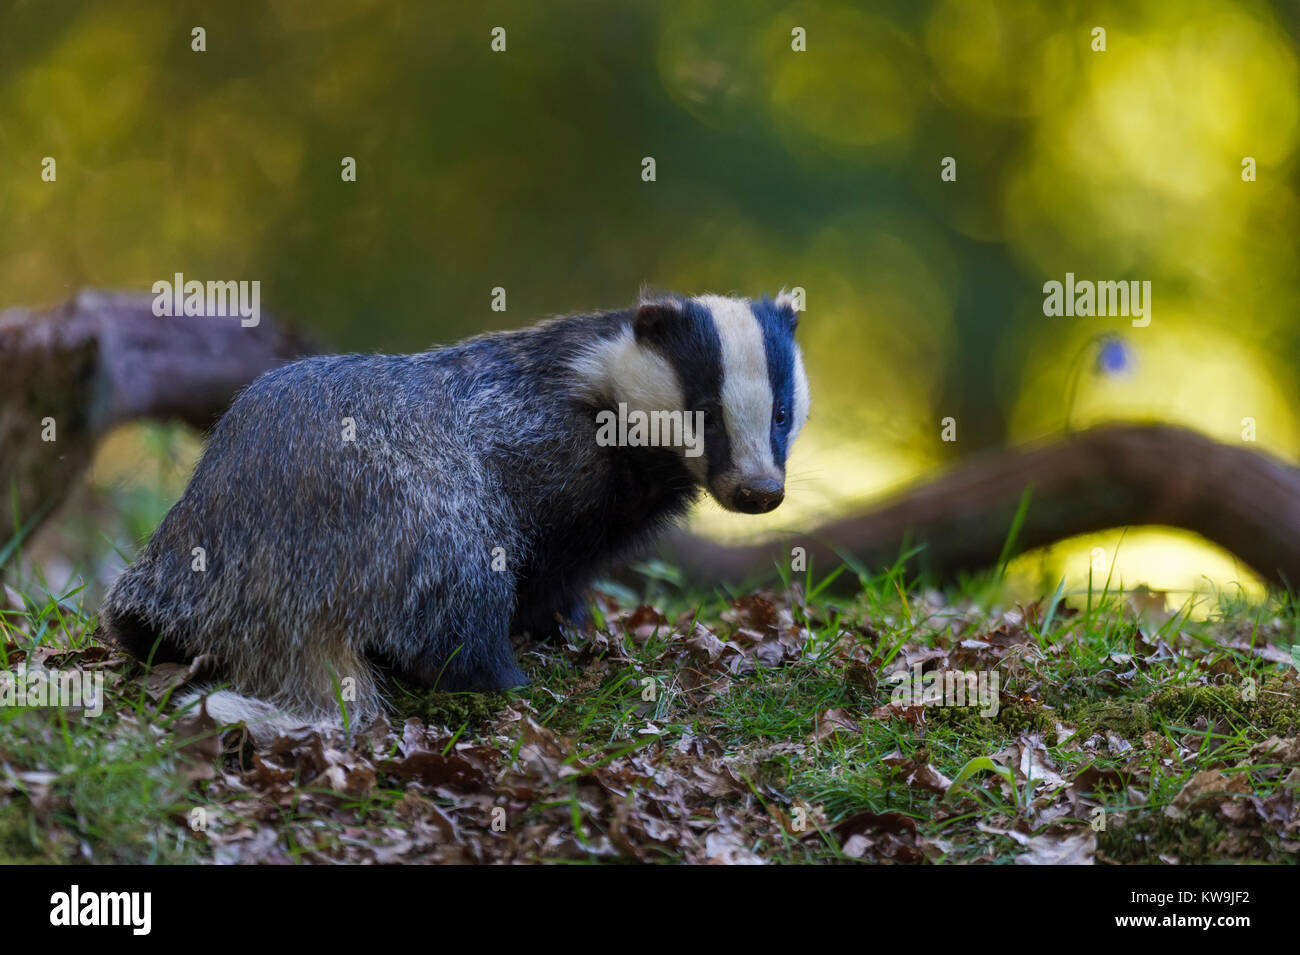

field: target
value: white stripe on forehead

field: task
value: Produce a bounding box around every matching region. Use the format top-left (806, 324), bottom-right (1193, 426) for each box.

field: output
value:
top-left (695, 294), bottom-right (778, 477)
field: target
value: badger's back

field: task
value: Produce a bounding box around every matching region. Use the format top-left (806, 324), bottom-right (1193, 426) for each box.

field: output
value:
top-left (99, 292), bottom-right (808, 727)
top-left (101, 347), bottom-right (527, 708)
top-left (98, 313), bottom-right (685, 713)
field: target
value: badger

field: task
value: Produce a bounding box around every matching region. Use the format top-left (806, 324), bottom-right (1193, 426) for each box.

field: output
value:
top-left (99, 292), bottom-right (810, 731)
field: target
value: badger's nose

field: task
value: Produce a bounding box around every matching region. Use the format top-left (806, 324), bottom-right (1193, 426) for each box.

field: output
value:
top-left (731, 479), bottom-right (784, 514)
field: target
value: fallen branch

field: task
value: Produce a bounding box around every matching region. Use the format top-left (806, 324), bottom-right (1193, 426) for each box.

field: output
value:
top-left (4, 292), bottom-right (1296, 591)
top-left (0, 289), bottom-right (318, 544)
top-left (658, 424), bottom-right (1300, 590)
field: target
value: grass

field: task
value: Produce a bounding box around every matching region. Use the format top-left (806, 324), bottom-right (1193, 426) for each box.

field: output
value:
top-left (2, 448), bottom-right (1298, 864)
top-left (0, 586), bottom-right (201, 863)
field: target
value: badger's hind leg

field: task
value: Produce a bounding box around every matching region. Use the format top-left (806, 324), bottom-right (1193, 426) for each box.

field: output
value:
top-left (194, 625), bottom-right (382, 732)
top-left (97, 605), bottom-right (191, 665)
top-left (399, 569), bottom-right (527, 693)
top-left (277, 628), bottom-right (382, 721)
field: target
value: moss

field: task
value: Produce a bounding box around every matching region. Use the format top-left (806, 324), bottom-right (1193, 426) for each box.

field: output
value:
top-left (1149, 677), bottom-right (1300, 734)
top-left (926, 697), bottom-right (1054, 741)
top-left (1254, 673), bottom-right (1300, 733)
top-left (0, 805), bottom-right (50, 864)
top-left (531, 705), bottom-right (583, 739)
top-left (1064, 674), bottom-right (1300, 739)
top-left (388, 686), bottom-right (510, 731)
top-left (1063, 699), bottom-right (1152, 739)
top-left (1098, 809), bottom-right (1282, 864)
top-left (754, 754), bottom-right (793, 790)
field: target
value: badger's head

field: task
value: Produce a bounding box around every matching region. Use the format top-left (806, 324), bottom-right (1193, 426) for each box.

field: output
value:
top-left (576, 292), bottom-right (810, 513)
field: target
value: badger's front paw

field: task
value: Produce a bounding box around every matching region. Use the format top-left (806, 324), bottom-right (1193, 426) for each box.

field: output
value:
top-left (435, 659), bottom-right (528, 693)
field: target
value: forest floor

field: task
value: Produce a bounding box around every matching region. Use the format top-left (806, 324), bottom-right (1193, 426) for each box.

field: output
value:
top-left (2, 555), bottom-right (1299, 865)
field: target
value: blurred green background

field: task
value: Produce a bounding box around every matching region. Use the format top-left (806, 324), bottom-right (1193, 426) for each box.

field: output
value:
top-left (3, 0), bottom-right (1298, 600)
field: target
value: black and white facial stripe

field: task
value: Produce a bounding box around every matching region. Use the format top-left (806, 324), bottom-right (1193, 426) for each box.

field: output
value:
top-left (574, 292), bottom-right (810, 513)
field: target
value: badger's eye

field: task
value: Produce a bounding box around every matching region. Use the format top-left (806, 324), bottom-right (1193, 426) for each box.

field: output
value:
top-left (774, 403), bottom-right (788, 426)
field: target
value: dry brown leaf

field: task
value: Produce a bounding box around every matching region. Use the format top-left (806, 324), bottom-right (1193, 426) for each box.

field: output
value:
top-left (1015, 830), bottom-right (1096, 865)
top-left (143, 655), bottom-right (216, 701)
top-left (620, 605), bottom-right (669, 644)
top-left (812, 707), bottom-right (862, 742)
top-left (1169, 769), bottom-right (1251, 815)
top-left (172, 696), bottom-right (222, 781)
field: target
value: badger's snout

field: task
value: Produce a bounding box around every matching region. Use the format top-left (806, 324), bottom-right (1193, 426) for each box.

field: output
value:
top-left (729, 478), bottom-right (784, 514)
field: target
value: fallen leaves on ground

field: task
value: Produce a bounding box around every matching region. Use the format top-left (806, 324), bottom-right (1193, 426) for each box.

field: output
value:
top-left (2, 586), bottom-right (1298, 865)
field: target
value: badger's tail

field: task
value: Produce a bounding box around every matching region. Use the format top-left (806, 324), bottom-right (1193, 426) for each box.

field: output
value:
top-left (179, 689), bottom-right (338, 745)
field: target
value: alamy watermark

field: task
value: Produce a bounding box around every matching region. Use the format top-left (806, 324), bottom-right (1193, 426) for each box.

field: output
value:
top-left (888, 664), bottom-right (1000, 717)
top-left (151, 272), bottom-right (260, 327)
top-left (1043, 273), bottom-right (1151, 327)
top-left (0, 663), bottom-right (104, 717)
top-left (595, 402), bottom-right (704, 457)
top-left (49, 885), bottom-right (150, 935)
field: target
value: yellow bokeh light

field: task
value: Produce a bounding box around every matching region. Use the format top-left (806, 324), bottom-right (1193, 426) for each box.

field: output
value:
top-left (1009, 314), bottom-right (1300, 461)
top-left (1007, 526), bottom-right (1266, 609)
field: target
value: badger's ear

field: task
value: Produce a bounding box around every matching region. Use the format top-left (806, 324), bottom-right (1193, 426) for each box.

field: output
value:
top-left (775, 290), bottom-right (800, 331)
top-left (634, 298), bottom-right (682, 340)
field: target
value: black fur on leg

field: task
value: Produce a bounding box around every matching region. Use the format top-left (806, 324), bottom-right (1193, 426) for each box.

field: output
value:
top-left (97, 608), bottom-right (190, 665)
top-left (407, 572), bottom-right (528, 692)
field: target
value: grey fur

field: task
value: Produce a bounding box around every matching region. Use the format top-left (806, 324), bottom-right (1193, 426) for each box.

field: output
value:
top-left (99, 295), bottom-right (807, 725)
